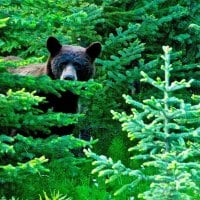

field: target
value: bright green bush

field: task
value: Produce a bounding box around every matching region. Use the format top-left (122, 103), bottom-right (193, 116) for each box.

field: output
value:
top-left (0, 88), bottom-right (93, 177)
top-left (0, 49), bottom-right (100, 200)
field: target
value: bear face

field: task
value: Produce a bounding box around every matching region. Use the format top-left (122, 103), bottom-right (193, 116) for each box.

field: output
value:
top-left (8, 36), bottom-right (101, 137)
top-left (46, 37), bottom-right (101, 81)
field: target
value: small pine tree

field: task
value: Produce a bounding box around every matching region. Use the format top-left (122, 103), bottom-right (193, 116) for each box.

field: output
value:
top-left (0, 52), bottom-right (100, 196)
top-left (0, 88), bottom-right (92, 183)
top-left (85, 46), bottom-right (200, 199)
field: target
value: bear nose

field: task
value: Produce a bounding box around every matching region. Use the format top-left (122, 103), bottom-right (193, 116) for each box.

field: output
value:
top-left (63, 75), bottom-right (76, 81)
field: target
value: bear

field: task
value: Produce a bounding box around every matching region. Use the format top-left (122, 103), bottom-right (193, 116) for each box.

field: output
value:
top-left (45, 36), bottom-right (101, 110)
top-left (9, 36), bottom-right (101, 136)
top-left (44, 36), bottom-right (101, 136)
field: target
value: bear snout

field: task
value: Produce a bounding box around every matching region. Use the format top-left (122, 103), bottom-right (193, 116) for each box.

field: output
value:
top-left (64, 74), bottom-right (76, 81)
top-left (60, 65), bottom-right (77, 81)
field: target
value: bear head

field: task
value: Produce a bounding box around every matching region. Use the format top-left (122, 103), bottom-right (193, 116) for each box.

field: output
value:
top-left (46, 36), bottom-right (101, 81)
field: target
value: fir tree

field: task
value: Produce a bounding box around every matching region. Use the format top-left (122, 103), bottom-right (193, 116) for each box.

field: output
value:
top-left (85, 46), bottom-right (200, 199)
top-left (0, 88), bottom-right (93, 185)
top-left (0, 45), bottom-right (99, 192)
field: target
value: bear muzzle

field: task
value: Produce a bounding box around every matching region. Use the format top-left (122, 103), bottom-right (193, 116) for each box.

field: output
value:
top-left (60, 65), bottom-right (78, 81)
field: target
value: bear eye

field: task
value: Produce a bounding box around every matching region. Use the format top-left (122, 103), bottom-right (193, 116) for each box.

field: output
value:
top-left (74, 62), bottom-right (81, 67)
top-left (59, 62), bottom-right (67, 68)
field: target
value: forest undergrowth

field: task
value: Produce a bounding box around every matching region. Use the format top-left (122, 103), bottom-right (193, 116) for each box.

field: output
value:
top-left (0, 0), bottom-right (199, 199)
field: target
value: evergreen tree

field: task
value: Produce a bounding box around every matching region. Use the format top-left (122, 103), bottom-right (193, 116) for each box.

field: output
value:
top-left (85, 46), bottom-right (200, 199)
top-left (0, 23), bottom-right (99, 195)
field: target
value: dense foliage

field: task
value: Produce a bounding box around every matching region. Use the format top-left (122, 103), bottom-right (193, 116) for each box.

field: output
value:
top-left (0, 0), bottom-right (199, 199)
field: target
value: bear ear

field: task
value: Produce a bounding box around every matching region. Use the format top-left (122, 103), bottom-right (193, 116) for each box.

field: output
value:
top-left (86, 42), bottom-right (101, 62)
top-left (47, 36), bottom-right (62, 56)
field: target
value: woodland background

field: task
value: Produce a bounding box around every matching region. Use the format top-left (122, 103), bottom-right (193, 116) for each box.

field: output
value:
top-left (0, 0), bottom-right (200, 199)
